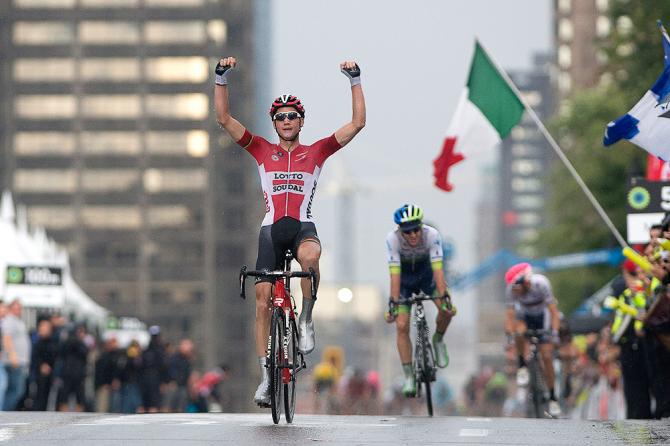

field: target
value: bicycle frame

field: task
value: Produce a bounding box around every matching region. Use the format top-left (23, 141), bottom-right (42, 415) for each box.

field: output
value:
top-left (395, 292), bottom-right (444, 416)
top-left (273, 277), bottom-right (296, 384)
top-left (413, 300), bottom-right (435, 380)
top-left (239, 254), bottom-right (317, 383)
top-left (524, 328), bottom-right (551, 418)
top-left (240, 251), bottom-right (317, 423)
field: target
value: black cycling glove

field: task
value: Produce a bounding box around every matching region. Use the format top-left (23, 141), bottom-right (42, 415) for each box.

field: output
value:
top-left (215, 61), bottom-right (234, 86)
top-left (341, 64), bottom-right (361, 87)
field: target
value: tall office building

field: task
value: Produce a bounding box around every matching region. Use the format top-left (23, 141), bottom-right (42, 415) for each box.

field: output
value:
top-left (499, 54), bottom-right (555, 259)
top-left (0, 0), bottom-right (268, 410)
top-left (554, 0), bottom-right (611, 95)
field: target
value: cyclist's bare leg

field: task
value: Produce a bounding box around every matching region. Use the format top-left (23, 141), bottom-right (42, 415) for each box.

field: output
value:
top-left (395, 313), bottom-right (412, 364)
top-left (297, 239), bottom-right (321, 301)
top-left (433, 300), bottom-right (453, 333)
top-left (432, 300), bottom-right (453, 367)
top-left (253, 282), bottom-right (272, 405)
top-left (539, 343), bottom-right (556, 392)
top-left (513, 319), bottom-right (528, 363)
top-left (396, 312), bottom-right (416, 395)
top-left (296, 239), bottom-right (321, 354)
top-left (254, 282), bottom-right (272, 357)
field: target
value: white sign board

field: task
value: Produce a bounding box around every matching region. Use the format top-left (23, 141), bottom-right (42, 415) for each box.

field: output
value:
top-left (627, 212), bottom-right (665, 244)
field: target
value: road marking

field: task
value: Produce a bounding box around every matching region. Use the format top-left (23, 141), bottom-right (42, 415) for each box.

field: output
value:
top-left (179, 421), bottom-right (219, 425)
top-left (295, 421), bottom-right (396, 428)
top-left (241, 421), bottom-right (397, 428)
top-left (74, 422), bottom-right (147, 426)
top-left (466, 417), bottom-right (492, 422)
top-left (0, 423), bottom-right (29, 426)
top-left (0, 428), bottom-right (14, 442)
top-left (459, 428), bottom-right (489, 437)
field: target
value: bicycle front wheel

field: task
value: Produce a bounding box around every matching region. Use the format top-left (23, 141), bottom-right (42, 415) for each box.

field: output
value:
top-left (284, 317), bottom-right (298, 423)
top-left (269, 308), bottom-right (283, 424)
top-left (415, 319), bottom-right (434, 416)
top-left (423, 376), bottom-right (433, 417)
top-left (421, 333), bottom-right (435, 416)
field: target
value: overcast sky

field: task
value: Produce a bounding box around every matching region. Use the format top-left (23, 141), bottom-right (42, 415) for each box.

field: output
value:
top-left (270, 0), bottom-right (553, 289)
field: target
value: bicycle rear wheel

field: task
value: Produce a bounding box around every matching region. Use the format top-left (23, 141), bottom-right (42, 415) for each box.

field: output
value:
top-left (284, 317), bottom-right (298, 423)
top-left (527, 357), bottom-right (545, 418)
top-left (269, 308), bottom-right (283, 424)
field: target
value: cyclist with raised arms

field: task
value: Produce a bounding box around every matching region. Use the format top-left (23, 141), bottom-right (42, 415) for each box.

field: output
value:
top-left (384, 204), bottom-right (455, 397)
top-left (504, 262), bottom-right (562, 417)
top-left (214, 56), bottom-right (365, 406)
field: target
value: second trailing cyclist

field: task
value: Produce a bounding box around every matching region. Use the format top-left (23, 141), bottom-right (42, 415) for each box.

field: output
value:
top-left (384, 204), bottom-right (456, 397)
top-left (504, 262), bottom-right (562, 417)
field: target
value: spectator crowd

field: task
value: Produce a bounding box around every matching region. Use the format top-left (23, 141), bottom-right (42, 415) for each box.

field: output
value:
top-left (0, 298), bottom-right (229, 413)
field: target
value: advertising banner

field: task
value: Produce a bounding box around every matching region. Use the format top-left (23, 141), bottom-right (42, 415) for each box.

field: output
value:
top-left (626, 178), bottom-right (670, 243)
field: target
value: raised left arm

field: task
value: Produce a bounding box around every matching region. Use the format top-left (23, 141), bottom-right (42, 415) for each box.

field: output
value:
top-left (334, 61), bottom-right (366, 147)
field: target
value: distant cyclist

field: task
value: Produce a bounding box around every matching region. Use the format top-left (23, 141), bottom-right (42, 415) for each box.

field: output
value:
top-left (213, 56), bottom-right (366, 406)
top-left (384, 204), bottom-right (455, 397)
top-left (504, 262), bottom-right (561, 417)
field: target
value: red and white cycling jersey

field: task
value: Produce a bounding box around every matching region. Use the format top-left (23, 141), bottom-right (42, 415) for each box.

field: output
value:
top-left (237, 130), bottom-right (342, 226)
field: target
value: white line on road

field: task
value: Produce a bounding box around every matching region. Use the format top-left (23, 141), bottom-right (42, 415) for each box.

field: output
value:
top-left (466, 417), bottom-right (492, 422)
top-left (73, 422), bottom-right (147, 426)
top-left (459, 428), bottom-right (489, 437)
top-left (0, 423), bottom-right (29, 426)
top-left (0, 428), bottom-right (14, 442)
top-left (178, 421), bottom-right (219, 425)
top-left (241, 422), bottom-right (397, 428)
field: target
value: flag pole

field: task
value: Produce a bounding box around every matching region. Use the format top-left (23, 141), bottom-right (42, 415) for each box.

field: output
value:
top-left (476, 38), bottom-right (628, 249)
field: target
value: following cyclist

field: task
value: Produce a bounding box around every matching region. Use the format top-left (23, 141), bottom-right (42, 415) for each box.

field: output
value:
top-left (213, 56), bottom-right (366, 406)
top-left (384, 204), bottom-right (455, 397)
top-left (504, 262), bottom-right (561, 417)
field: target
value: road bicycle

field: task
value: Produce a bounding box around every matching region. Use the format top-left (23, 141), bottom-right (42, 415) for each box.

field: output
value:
top-left (524, 328), bottom-right (552, 418)
top-left (240, 249), bottom-right (316, 424)
top-left (394, 291), bottom-right (452, 416)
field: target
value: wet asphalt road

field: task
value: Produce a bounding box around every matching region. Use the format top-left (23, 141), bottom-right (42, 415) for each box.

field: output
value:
top-left (0, 412), bottom-right (668, 445)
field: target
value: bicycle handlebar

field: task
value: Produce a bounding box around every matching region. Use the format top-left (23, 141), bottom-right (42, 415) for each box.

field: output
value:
top-left (394, 292), bottom-right (450, 307)
top-left (239, 266), bottom-right (317, 300)
top-left (524, 328), bottom-right (553, 343)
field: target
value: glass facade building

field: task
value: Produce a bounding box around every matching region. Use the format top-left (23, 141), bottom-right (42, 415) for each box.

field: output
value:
top-left (0, 0), bottom-right (266, 410)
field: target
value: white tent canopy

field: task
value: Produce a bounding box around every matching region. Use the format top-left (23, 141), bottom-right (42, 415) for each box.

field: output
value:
top-left (0, 191), bottom-right (109, 327)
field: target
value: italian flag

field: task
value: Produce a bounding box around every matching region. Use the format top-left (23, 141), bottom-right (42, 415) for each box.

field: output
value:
top-left (433, 41), bottom-right (525, 191)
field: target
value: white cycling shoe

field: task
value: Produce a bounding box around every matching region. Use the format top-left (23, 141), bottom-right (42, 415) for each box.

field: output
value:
top-left (548, 399), bottom-right (562, 417)
top-left (298, 318), bottom-right (315, 354)
top-left (516, 367), bottom-right (529, 387)
top-left (254, 377), bottom-right (271, 407)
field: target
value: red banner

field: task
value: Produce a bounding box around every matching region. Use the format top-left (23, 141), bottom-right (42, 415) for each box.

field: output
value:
top-left (646, 154), bottom-right (670, 180)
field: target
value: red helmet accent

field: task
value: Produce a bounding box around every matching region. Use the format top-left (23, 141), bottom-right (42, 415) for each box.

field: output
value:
top-left (269, 94), bottom-right (305, 118)
top-left (505, 262), bottom-right (532, 285)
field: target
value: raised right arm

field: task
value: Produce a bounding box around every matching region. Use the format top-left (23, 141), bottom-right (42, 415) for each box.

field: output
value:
top-left (214, 57), bottom-right (247, 143)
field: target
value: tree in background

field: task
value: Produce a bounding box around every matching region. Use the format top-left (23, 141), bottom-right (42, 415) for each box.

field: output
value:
top-left (535, 2), bottom-right (670, 312)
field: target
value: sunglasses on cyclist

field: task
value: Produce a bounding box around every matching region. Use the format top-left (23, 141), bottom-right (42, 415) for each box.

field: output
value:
top-left (402, 227), bottom-right (421, 235)
top-left (513, 276), bottom-right (527, 286)
top-left (273, 111), bottom-right (301, 121)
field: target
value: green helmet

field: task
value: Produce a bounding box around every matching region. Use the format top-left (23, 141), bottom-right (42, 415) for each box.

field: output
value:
top-left (393, 204), bottom-right (424, 231)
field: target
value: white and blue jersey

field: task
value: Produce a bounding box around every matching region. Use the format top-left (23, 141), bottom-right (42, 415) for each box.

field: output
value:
top-left (386, 224), bottom-right (443, 297)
